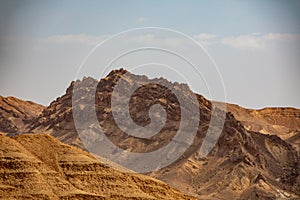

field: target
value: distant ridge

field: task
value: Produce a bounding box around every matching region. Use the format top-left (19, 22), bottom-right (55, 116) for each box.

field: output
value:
top-left (0, 96), bottom-right (44, 135)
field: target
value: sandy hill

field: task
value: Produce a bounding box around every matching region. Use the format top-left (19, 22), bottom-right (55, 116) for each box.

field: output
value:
top-left (0, 132), bottom-right (195, 199)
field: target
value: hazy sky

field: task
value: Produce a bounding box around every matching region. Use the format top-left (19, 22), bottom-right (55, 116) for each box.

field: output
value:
top-left (0, 0), bottom-right (299, 108)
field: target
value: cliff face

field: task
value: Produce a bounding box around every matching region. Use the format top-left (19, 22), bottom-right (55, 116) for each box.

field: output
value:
top-left (0, 133), bottom-right (195, 200)
top-left (0, 69), bottom-right (299, 199)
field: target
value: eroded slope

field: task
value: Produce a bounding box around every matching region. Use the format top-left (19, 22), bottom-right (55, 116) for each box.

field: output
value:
top-left (0, 133), bottom-right (195, 200)
top-left (227, 104), bottom-right (300, 150)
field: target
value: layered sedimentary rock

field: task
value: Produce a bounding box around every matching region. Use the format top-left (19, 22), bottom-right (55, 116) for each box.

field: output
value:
top-left (0, 133), bottom-right (195, 199)
top-left (226, 104), bottom-right (300, 151)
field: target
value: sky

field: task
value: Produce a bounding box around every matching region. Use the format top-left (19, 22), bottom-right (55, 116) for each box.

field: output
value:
top-left (0, 0), bottom-right (299, 108)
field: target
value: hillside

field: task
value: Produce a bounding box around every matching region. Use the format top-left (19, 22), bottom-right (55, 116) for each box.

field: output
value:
top-left (226, 104), bottom-right (300, 151)
top-left (0, 132), bottom-right (195, 199)
top-left (0, 96), bottom-right (44, 135)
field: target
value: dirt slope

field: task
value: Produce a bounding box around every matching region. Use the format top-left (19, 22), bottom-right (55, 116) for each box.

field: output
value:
top-left (0, 132), bottom-right (195, 200)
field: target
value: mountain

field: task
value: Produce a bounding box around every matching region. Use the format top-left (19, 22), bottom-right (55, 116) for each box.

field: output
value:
top-left (0, 96), bottom-right (44, 135)
top-left (226, 104), bottom-right (300, 151)
top-left (0, 68), bottom-right (299, 199)
top-left (0, 132), bottom-right (195, 199)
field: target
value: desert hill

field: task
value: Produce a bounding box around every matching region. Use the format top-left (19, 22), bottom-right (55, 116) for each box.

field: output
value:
top-left (0, 96), bottom-right (44, 135)
top-left (0, 132), bottom-right (195, 199)
top-left (0, 68), bottom-right (299, 199)
top-left (226, 104), bottom-right (300, 151)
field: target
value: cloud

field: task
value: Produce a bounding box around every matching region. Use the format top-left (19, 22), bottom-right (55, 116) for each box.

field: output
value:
top-left (263, 33), bottom-right (300, 40)
top-left (42, 34), bottom-right (185, 47)
top-left (193, 33), bottom-right (217, 46)
top-left (39, 33), bottom-right (300, 50)
top-left (194, 33), bottom-right (217, 40)
top-left (221, 33), bottom-right (300, 49)
top-left (126, 34), bottom-right (188, 47)
top-left (42, 34), bottom-right (108, 46)
top-left (138, 17), bottom-right (145, 22)
top-left (128, 34), bottom-right (158, 45)
top-left (221, 34), bottom-right (264, 49)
